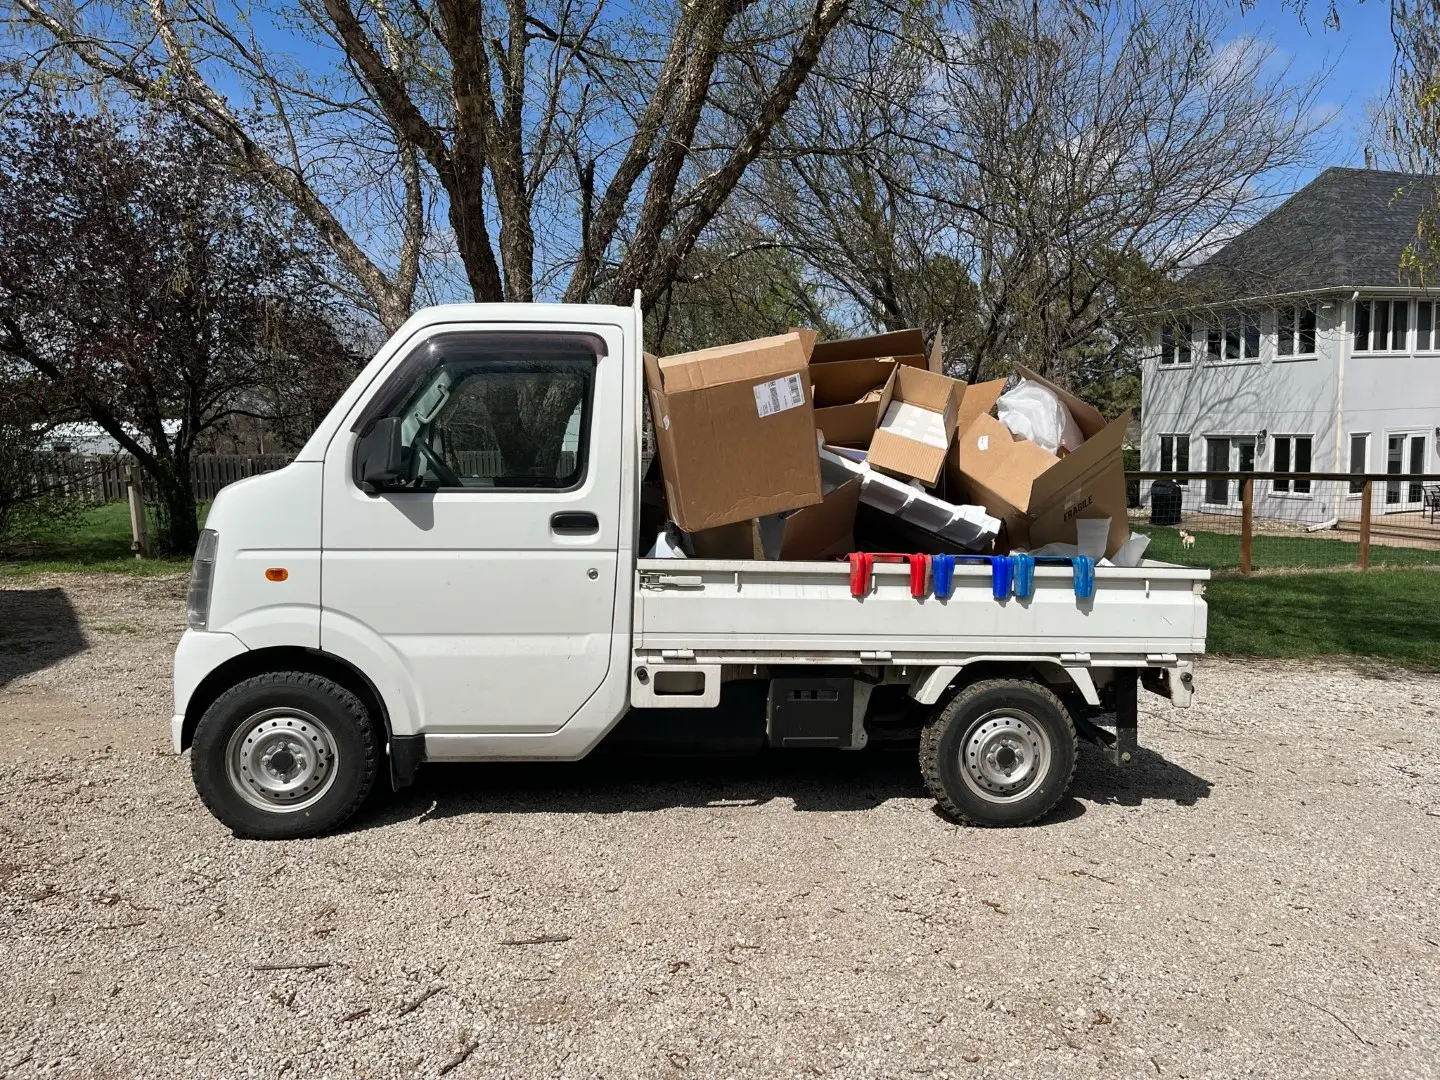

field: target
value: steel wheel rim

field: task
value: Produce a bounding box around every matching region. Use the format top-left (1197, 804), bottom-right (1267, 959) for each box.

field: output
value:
top-left (959, 710), bottom-right (1052, 804)
top-left (225, 707), bottom-right (339, 813)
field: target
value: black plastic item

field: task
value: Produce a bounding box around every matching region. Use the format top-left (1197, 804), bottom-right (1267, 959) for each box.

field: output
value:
top-left (767, 677), bottom-right (855, 748)
top-left (355, 416), bottom-right (406, 492)
top-left (1149, 478), bottom-right (1183, 525)
top-left (388, 733), bottom-right (426, 789)
top-left (550, 511), bottom-right (600, 535)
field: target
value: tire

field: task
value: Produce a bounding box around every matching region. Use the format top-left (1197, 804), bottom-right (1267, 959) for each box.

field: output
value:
top-left (919, 678), bottom-right (1077, 827)
top-left (190, 671), bottom-right (379, 840)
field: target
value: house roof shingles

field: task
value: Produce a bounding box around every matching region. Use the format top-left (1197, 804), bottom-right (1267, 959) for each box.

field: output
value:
top-left (1187, 167), bottom-right (1440, 301)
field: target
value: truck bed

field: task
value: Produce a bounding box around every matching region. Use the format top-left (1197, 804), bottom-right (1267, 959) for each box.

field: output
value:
top-left (636, 558), bottom-right (1208, 664)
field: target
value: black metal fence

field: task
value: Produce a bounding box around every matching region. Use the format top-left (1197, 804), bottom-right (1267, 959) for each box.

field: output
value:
top-left (1128, 471), bottom-right (1440, 573)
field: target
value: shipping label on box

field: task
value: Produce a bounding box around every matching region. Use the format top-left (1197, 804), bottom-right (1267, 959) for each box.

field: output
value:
top-left (753, 373), bottom-right (807, 417)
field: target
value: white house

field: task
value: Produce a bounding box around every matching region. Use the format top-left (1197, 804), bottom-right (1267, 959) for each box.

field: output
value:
top-left (1141, 167), bottom-right (1440, 522)
top-left (41, 420), bottom-right (183, 455)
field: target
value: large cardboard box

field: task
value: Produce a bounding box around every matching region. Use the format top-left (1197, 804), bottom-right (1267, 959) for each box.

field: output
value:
top-left (644, 334), bottom-right (823, 532)
top-left (865, 366), bottom-right (964, 487)
top-left (947, 365), bottom-right (1131, 556)
top-left (804, 329), bottom-right (928, 447)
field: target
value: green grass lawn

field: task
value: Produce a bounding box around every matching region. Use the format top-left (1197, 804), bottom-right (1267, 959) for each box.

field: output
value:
top-left (1142, 523), bottom-right (1440, 571)
top-left (1206, 570), bottom-right (1440, 668)
top-left (0, 501), bottom-right (199, 577)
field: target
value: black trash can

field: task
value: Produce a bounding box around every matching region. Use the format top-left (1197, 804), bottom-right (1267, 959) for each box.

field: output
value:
top-left (1149, 478), bottom-right (1182, 525)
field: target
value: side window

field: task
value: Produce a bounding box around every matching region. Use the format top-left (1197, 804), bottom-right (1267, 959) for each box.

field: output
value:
top-left (357, 331), bottom-right (600, 490)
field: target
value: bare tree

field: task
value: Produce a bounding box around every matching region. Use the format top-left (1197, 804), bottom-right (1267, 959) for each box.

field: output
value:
top-left (734, 0), bottom-right (1328, 387)
top-left (1388, 0), bottom-right (1440, 279)
top-left (8, 0), bottom-right (859, 331)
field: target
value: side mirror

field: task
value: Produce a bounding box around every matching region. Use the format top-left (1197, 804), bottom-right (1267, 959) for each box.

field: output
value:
top-left (356, 416), bottom-right (405, 493)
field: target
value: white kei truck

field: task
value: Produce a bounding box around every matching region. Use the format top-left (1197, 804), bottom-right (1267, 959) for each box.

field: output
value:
top-left (172, 298), bottom-right (1208, 839)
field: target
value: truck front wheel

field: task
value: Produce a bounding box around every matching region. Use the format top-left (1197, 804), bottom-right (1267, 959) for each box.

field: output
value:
top-left (919, 679), bottom-right (1077, 827)
top-left (190, 671), bottom-right (379, 840)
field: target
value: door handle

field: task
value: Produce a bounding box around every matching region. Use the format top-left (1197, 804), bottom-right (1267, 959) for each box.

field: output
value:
top-left (550, 511), bottom-right (599, 535)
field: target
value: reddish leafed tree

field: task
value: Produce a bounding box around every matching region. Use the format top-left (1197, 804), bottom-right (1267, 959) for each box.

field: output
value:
top-left (0, 106), bottom-right (361, 554)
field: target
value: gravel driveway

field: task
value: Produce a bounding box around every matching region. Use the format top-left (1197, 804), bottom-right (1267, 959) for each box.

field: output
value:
top-left (1, 573), bottom-right (1437, 1080)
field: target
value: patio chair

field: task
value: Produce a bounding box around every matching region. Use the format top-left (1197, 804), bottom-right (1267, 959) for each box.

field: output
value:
top-left (1425, 483), bottom-right (1440, 524)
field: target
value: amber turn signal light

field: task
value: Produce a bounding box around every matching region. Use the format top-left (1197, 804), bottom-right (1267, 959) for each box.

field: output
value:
top-left (265, 568), bottom-right (289, 582)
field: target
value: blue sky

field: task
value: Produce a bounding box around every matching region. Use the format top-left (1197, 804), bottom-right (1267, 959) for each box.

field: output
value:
top-left (1223, 0), bottom-right (1396, 185)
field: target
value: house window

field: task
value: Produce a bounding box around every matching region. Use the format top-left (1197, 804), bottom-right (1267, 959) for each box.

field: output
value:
top-left (1159, 323), bottom-right (1192, 366)
top-left (1206, 313), bottom-right (1260, 362)
top-left (1271, 435), bottom-right (1312, 494)
top-left (1159, 434), bottom-right (1190, 484)
top-left (1418, 301), bottom-right (1437, 351)
top-left (1276, 305), bottom-right (1317, 357)
top-left (1348, 433), bottom-right (1369, 494)
top-left (1354, 299), bottom-right (1409, 352)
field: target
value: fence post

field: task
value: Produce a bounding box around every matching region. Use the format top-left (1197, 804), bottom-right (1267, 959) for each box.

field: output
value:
top-left (125, 466), bottom-right (151, 559)
top-left (1359, 479), bottom-right (1373, 570)
top-left (1239, 476), bottom-right (1253, 576)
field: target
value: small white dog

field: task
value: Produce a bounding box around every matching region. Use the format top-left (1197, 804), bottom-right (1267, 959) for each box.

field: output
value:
top-left (1179, 530), bottom-right (1196, 549)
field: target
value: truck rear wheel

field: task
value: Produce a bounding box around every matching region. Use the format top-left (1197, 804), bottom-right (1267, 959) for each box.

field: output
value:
top-left (919, 679), bottom-right (1077, 827)
top-left (190, 671), bottom-right (379, 840)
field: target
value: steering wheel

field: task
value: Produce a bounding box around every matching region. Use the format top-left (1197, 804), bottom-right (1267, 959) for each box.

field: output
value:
top-left (413, 430), bottom-right (462, 487)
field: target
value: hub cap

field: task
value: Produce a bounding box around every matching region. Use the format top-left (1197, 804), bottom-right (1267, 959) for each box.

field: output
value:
top-left (960, 712), bottom-right (1052, 803)
top-left (225, 707), bottom-right (338, 813)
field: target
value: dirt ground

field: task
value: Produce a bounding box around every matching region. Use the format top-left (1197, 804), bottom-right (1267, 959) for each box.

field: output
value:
top-left (1, 573), bottom-right (1438, 1080)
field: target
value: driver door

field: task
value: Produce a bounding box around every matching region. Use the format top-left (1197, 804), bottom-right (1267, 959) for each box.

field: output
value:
top-left (320, 322), bottom-right (624, 734)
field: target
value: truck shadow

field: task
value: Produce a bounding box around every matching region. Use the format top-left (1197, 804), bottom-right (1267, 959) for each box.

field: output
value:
top-left (1071, 744), bottom-right (1214, 808)
top-left (351, 741), bottom-right (1212, 830)
top-left (0, 587), bottom-right (88, 689)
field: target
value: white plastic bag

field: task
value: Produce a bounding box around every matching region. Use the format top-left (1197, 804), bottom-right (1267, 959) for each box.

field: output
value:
top-left (1109, 532), bottom-right (1151, 568)
top-left (996, 380), bottom-right (1084, 454)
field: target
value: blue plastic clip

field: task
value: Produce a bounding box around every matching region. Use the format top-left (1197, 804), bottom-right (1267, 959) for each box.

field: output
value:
top-left (1013, 554), bottom-right (1096, 600)
top-left (931, 553), bottom-right (954, 598)
top-left (931, 554), bottom-right (1012, 601)
top-left (1010, 553), bottom-right (1035, 598)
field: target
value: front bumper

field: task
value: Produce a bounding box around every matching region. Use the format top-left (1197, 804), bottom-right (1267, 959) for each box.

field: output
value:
top-left (171, 629), bottom-right (249, 753)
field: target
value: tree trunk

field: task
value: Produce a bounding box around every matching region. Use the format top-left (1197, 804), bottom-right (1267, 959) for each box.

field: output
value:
top-left (150, 461), bottom-right (200, 556)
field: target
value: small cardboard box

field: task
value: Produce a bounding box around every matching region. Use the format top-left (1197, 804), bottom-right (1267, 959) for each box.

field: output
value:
top-left (688, 459), bottom-right (861, 561)
top-left (865, 366), bottom-right (964, 486)
top-left (805, 329), bottom-right (928, 447)
top-left (645, 334), bottom-right (823, 532)
top-left (947, 365), bottom-right (1131, 556)
top-left (762, 467), bottom-right (862, 560)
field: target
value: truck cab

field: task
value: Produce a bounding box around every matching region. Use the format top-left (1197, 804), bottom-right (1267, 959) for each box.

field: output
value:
top-left (173, 299), bottom-right (1206, 839)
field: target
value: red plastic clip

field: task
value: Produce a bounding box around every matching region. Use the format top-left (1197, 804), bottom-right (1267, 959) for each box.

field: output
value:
top-left (848, 552), bottom-right (930, 599)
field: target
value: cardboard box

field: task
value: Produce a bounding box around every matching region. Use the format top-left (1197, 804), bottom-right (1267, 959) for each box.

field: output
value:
top-left (688, 457), bottom-right (861, 561)
top-left (865, 366), bottom-right (964, 486)
top-left (956, 379), bottom-right (1008, 445)
top-left (763, 468), bottom-right (862, 559)
top-left (947, 365), bottom-right (1132, 556)
top-left (805, 329), bottom-right (927, 447)
top-left (644, 333), bottom-right (822, 532)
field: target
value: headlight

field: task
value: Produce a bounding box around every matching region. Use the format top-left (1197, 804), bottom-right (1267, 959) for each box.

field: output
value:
top-left (187, 529), bottom-right (219, 630)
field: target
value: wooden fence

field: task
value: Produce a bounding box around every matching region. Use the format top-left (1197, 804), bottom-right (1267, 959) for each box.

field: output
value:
top-left (31, 453), bottom-right (293, 503)
top-left (29, 448), bottom-right (580, 503)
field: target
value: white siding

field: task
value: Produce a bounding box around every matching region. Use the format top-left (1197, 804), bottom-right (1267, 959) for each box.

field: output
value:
top-left (1141, 293), bottom-right (1440, 523)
